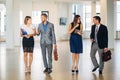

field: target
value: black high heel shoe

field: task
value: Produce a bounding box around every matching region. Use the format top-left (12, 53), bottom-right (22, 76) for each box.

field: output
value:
top-left (71, 66), bottom-right (75, 73)
top-left (72, 70), bottom-right (75, 72)
top-left (75, 66), bottom-right (79, 73)
top-left (76, 70), bottom-right (79, 73)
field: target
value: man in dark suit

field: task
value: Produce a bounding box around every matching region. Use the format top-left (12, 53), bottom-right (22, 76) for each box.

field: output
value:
top-left (90, 16), bottom-right (108, 74)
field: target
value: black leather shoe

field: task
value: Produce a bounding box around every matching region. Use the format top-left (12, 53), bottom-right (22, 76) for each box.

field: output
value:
top-left (48, 68), bottom-right (52, 74)
top-left (43, 68), bottom-right (48, 73)
top-left (99, 70), bottom-right (102, 74)
top-left (92, 66), bottom-right (99, 72)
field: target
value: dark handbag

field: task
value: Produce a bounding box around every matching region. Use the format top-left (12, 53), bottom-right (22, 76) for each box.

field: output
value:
top-left (102, 50), bottom-right (112, 62)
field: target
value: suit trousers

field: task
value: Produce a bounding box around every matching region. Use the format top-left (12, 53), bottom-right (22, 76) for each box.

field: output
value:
top-left (90, 42), bottom-right (104, 71)
top-left (41, 43), bottom-right (53, 69)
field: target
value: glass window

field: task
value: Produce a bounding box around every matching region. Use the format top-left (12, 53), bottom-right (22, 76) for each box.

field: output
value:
top-left (96, 1), bottom-right (100, 16)
top-left (116, 1), bottom-right (120, 31)
top-left (83, 2), bottom-right (91, 31)
top-left (32, 11), bottom-right (41, 28)
top-left (0, 4), bottom-right (6, 36)
top-left (72, 1), bottom-right (91, 31)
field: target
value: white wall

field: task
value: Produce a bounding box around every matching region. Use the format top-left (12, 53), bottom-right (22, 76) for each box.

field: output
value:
top-left (14, 0), bottom-right (92, 47)
top-left (0, 12), bottom-right (1, 40)
top-left (13, 0), bottom-right (21, 46)
top-left (11, 0), bottom-right (71, 45)
top-left (32, 1), bottom-right (58, 41)
top-left (57, 2), bottom-right (69, 40)
top-left (32, 1), bottom-right (70, 41)
top-left (4, 0), bottom-right (118, 48)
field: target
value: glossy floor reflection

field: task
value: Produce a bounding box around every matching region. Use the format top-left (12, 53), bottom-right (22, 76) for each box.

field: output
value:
top-left (0, 39), bottom-right (120, 80)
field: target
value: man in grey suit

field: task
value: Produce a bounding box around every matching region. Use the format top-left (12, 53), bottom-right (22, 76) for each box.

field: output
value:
top-left (37, 14), bottom-right (57, 74)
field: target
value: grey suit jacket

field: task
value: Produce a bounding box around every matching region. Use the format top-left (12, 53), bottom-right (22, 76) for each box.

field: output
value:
top-left (38, 22), bottom-right (56, 45)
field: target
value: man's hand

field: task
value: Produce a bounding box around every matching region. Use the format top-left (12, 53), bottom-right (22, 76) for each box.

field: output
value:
top-left (104, 48), bottom-right (108, 52)
top-left (54, 44), bottom-right (57, 49)
top-left (90, 39), bottom-right (94, 42)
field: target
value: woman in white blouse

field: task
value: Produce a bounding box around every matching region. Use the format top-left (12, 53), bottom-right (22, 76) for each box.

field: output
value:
top-left (20, 16), bottom-right (36, 72)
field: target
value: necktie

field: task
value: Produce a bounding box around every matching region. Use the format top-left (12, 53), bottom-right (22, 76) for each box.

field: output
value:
top-left (95, 26), bottom-right (98, 43)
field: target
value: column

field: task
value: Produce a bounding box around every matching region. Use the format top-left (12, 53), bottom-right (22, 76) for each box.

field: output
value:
top-left (100, 0), bottom-right (114, 49)
top-left (78, 3), bottom-right (83, 21)
top-left (20, 0), bottom-right (32, 19)
top-left (68, 3), bottom-right (73, 23)
top-left (0, 12), bottom-right (1, 41)
top-left (6, 0), bottom-right (14, 49)
top-left (91, 0), bottom-right (96, 18)
top-left (13, 0), bottom-right (21, 46)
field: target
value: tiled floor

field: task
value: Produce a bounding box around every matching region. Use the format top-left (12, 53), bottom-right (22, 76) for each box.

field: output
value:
top-left (0, 39), bottom-right (120, 80)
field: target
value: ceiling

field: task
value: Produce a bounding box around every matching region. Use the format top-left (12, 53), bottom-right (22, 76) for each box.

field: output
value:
top-left (0, 0), bottom-right (5, 4)
top-left (32, 0), bottom-right (96, 3)
top-left (0, 0), bottom-right (99, 4)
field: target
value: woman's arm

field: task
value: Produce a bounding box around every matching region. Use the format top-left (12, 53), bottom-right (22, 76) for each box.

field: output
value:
top-left (68, 24), bottom-right (78, 34)
top-left (77, 23), bottom-right (83, 35)
top-left (27, 27), bottom-right (37, 37)
top-left (36, 25), bottom-right (41, 36)
top-left (20, 29), bottom-right (23, 37)
top-left (20, 29), bottom-right (27, 37)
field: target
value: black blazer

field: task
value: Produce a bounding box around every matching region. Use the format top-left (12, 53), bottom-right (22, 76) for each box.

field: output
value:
top-left (90, 24), bottom-right (108, 49)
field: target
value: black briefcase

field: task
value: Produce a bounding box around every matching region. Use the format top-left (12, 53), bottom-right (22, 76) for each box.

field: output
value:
top-left (102, 50), bottom-right (112, 62)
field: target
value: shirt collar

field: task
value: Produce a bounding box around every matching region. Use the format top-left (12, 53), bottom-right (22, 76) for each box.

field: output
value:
top-left (96, 24), bottom-right (100, 29)
top-left (42, 21), bottom-right (48, 26)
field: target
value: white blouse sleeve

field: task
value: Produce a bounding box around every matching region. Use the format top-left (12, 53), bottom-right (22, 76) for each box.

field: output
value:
top-left (31, 24), bottom-right (35, 30)
top-left (20, 24), bottom-right (24, 29)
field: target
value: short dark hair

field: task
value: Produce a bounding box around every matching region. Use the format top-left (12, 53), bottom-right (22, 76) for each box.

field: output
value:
top-left (41, 13), bottom-right (47, 18)
top-left (93, 16), bottom-right (101, 23)
top-left (24, 16), bottom-right (31, 25)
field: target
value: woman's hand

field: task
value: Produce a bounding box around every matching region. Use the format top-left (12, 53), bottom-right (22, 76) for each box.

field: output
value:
top-left (36, 30), bottom-right (40, 35)
top-left (27, 34), bottom-right (31, 38)
top-left (90, 39), bottom-right (94, 42)
top-left (75, 24), bottom-right (79, 28)
top-left (22, 35), bottom-right (28, 38)
top-left (77, 31), bottom-right (82, 35)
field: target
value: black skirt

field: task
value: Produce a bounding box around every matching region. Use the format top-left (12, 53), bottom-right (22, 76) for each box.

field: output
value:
top-left (22, 37), bottom-right (34, 53)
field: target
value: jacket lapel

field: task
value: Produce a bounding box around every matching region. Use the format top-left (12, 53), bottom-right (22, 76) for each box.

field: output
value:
top-left (45, 22), bottom-right (50, 33)
top-left (40, 24), bottom-right (45, 33)
top-left (97, 24), bottom-right (101, 34)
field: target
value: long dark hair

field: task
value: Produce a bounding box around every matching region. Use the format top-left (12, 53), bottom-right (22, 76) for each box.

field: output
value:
top-left (72, 15), bottom-right (81, 27)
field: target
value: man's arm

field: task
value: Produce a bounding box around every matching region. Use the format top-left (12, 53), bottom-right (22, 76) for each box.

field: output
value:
top-left (90, 25), bottom-right (94, 42)
top-left (103, 26), bottom-right (108, 52)
top-left (36, 24), bottom-right (41, 36)
top-left (52, 24), bottom-right (56, 45)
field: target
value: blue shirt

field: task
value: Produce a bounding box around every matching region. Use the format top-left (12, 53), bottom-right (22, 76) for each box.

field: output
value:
top-left (42, 22), bottom-right (48, 32)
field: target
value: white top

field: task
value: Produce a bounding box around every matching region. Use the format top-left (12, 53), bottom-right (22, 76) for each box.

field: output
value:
top-left (21, 24), bottom-right (35, 34)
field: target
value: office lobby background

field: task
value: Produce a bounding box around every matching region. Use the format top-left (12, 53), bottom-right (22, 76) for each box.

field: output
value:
top-left (0, 0), bottom-right (120, 80)
top-left (0, 0), bottom-right (120, 49)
